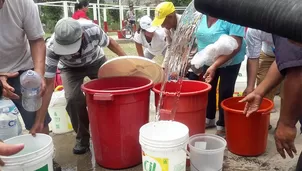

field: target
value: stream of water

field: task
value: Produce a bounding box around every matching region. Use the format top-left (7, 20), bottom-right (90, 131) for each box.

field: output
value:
top-left (155, 1), bottom-right (203, 121)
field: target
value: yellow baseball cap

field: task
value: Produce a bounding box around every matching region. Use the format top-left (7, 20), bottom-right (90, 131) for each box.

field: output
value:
top-left (152, 2), bottom-right (175, 27)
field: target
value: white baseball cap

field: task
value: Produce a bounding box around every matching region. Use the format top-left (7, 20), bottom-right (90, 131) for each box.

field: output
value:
top-left (139, 16), bottom-right (157, 33)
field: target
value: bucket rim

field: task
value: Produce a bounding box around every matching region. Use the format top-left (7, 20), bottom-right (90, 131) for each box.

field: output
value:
top-left (140, 137), bottom-right (189, 149)
top-left (1, 134), bottom-right (53, 160)
top-left (152, 80), bottom-right (212, 96)
top-left (221, 97), bottom-right (274, 115)
top-left (189, 133), bottom-right (227, 153)
top-left (139, 121), bottom-right (189, 148)
top-left (81, 76), bottom-right (154, 95)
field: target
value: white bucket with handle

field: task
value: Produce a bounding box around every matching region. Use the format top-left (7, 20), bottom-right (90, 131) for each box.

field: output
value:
top-left (139, 121), bottom-right (189, 171)
top-left (0, 133), bottom-right (54, 171)
top-left (48, 86), bottom-right (73, 134)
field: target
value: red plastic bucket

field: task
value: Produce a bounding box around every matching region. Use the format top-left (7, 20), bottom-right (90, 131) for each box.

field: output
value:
top-left (221, 97), bottom-right (274, 156)
top-left (152, 80), bottom-right (211, 136)
top-left (81, 76), bottom-right (153, 169)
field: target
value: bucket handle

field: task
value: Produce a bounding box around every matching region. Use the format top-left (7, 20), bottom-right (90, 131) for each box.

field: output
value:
top-left (93, 93), bottom-right (114, 101)
top-left (262, 110), bottom-right (272, 115)
top-left (184, 142), bottom-right (190, 159)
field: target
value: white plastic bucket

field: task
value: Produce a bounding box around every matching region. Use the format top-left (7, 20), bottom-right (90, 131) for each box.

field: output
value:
top-left (189, 134), bottom-right (227, 171)
top-left (48, 90), bottom-right (73, 134)
top-left (139, 121), bottom-right (189, 171)
top-left (0, 133), bottom-right (54, 171)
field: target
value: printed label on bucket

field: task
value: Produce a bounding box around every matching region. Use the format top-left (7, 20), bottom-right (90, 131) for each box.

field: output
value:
top-left (35, 164), bottom-right (48, 171)
top-left (142, 151), bottom-right (169, 171)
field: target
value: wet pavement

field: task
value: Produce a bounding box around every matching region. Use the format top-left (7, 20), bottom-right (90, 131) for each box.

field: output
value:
top-left (51, 94), bottom-right (302, 171)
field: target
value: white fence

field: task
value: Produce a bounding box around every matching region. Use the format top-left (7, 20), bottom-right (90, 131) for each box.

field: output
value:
top-left (37, 1), bottom-right (187, 31)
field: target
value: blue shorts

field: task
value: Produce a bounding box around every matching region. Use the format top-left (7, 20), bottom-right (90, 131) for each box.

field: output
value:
top-left (7, 70), bottom-right (51, 130)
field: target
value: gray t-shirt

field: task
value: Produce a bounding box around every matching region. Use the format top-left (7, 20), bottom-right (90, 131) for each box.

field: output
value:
top-left (0, 0), bottom-right (45, 72)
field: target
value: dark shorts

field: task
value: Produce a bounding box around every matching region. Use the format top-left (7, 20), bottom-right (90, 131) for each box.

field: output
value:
top-left (297, 152), bottom-right (302, 171)
top-left (7, 70), bottom-right (51, 130)
top-left (300, 118), bottom-right (302, 133)
top-left (129, 20), bottom-right (135, 25)
top-left (273, 35), bottom-right (302, 75)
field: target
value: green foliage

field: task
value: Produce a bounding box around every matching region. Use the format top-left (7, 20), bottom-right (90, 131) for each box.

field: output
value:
top-left (40, 6), bottom-right (62, 33)
top-left (107, 9), bottom-right (120, 30)
top-left (87, 9), bottom-right (94, 20)
top-left (136, 9), bottom-right (147, 20)
top-left (166, 0), bottom-right (191, 6)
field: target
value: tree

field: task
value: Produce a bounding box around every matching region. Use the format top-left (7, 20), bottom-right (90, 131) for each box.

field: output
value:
top-left (40, 6), bottom-right (63, 33)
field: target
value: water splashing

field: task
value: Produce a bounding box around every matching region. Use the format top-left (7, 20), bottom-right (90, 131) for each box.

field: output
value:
top-left (155, 1), bottom-right (203, 121)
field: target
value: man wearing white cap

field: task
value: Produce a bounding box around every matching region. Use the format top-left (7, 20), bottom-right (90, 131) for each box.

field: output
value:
top-left (39, 18), bottom-right (126, 155)
top-left (133, 15), bottom-right (167, 59)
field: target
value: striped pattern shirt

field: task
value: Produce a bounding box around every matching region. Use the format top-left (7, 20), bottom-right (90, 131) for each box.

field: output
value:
top-left (45, 19), bottom-right (109, 78)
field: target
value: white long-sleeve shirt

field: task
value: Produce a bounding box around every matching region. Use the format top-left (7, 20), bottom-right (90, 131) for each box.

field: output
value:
top-left (245, 28), bottom-right (275, 58)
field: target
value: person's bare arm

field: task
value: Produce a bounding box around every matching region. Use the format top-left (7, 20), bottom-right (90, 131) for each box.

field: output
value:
top-left (29, 38), bottom-right (47, 133)
top-left (135, 42), bottom-right (144, 57)
top-left (240, 60), bottom-right (283, 116)
top-left (254, 61), bottom-right (283, 96)
top-left (279, 67), bottom-right (302, 127)
top-left (29, 38), bottom-right (46, 77)
top-left (244, 58), bottom-right (259, 94)
top-left (107, 37), bottom-right (126, 56)
top-left (162, 29), bottom-right (172, 69)
top-left (32, 78), bottom-right (54, 135)
top-left (274, 66), bottom-right (302, 159)
top-left (23, 0), bottom-right (46, 81)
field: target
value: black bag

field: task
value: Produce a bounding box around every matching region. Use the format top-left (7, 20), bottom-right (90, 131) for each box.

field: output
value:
top-left (194, 0), bottom-right (302, 43)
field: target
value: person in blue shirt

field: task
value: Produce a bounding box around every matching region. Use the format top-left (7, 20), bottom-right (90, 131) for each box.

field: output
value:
top-left (195, 15), bottom-right (246, 137)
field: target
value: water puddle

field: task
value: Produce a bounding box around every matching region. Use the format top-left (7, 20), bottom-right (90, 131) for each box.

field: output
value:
top-left (155, 1), bottom-right (203, 121)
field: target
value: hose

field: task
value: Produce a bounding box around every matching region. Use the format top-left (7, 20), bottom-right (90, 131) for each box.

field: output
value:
top-left (194, 0), bottom-right (302, 42)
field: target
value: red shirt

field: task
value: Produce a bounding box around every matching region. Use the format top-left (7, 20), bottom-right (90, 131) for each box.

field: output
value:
top-left (72, 10), bottom-right (89, 20)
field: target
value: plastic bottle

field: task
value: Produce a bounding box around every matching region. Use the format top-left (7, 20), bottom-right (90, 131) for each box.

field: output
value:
top-left (20, 70), bottom-right (42, 112)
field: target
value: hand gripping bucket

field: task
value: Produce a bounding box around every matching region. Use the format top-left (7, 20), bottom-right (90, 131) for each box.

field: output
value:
top-left (0, 134), bottom-right (54, 171)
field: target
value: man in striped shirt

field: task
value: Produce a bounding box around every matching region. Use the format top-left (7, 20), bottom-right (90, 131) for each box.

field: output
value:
top-left (37, 18), bottom-right (126, 154)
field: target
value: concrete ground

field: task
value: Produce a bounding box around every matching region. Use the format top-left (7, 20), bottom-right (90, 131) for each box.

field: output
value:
top-left (51, 94), bottom-right (302, 171)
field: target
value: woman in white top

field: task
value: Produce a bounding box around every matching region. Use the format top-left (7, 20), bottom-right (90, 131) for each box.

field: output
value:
top-left (133, 16), bottom-right (167, 60)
